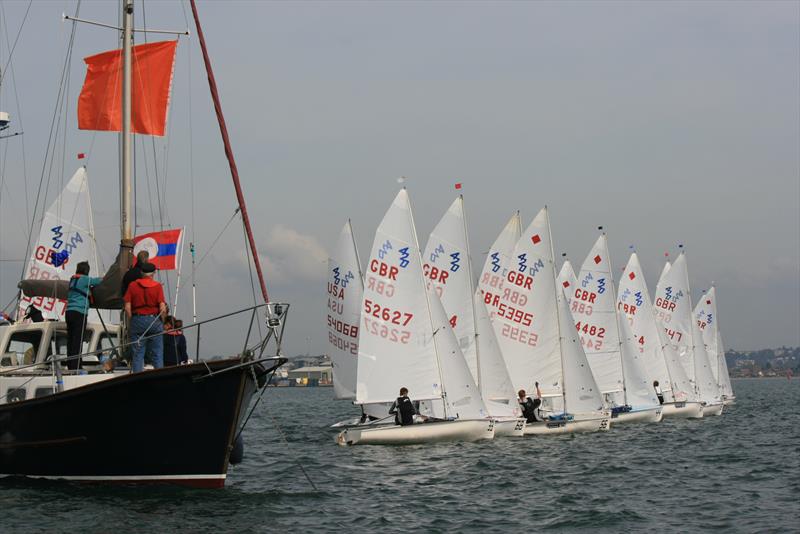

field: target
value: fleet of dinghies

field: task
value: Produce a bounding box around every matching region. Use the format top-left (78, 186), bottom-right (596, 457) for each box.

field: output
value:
top-left (326, 189), bottom-right (734, 446)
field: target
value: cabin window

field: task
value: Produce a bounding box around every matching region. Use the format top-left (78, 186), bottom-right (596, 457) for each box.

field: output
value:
top-left (51, 332), bottom-right (94, 365)
top-left (1, 331), bottom-right (43, 367)
top-left (6, 388), bottom-right (26, 402)
top-left (35, 387), bottom-right (53, 398)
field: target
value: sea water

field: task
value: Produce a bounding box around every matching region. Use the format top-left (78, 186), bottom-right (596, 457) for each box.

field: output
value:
top-left (2, 378), bottom-right (798, 532)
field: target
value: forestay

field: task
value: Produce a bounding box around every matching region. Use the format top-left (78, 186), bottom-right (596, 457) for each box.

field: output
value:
top-left (423, 196), bottom-right (477, 382)
top-left (18, 168), bottom-right (101, 321)
top-left (572, 235), bottom-right (624, 398)
top-left (327, 220), bottom-right (364, 400)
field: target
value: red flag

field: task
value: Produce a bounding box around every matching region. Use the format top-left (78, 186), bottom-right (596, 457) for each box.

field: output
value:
top-left (78, 40), bottom-right (177, 136)
top-left (77, 153), bottom-right (85, 159)
top-left (454, 183), bottom-right (462, 190)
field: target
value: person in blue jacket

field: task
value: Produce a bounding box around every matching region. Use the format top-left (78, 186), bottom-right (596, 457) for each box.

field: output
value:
top-left (66, 261), bottom-right (102, 370)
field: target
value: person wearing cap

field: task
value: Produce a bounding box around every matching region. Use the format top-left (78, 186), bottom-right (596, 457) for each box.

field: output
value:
top-left (66, 261), bottom-right (103, 370)
top-left (123, 262), bottom-right (167, 372)
top-left (122, 250), bottom-right (149, 294)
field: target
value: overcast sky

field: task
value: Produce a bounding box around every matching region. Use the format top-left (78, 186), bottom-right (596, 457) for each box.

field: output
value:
top-left (0, 0), bottom-right (797, 356)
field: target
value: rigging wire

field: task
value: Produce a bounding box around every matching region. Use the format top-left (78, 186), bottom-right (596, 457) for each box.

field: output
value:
top-left (18, 0), bottom-right (82, 310)
top-left (194, 207), bottom-right (240, 270)
top-left (0, 0), bottom-right (32, 87)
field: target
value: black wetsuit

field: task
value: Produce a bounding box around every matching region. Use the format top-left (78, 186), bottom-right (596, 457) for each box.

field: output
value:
top-left (519, 397), bottom-right (541, 423)
top-left (389, 395), bottom-right (416, 426)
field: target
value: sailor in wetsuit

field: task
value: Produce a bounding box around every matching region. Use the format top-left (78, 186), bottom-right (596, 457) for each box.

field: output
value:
top-left (388, 387), bottom-right (416, 426)
top-left (653, 380), bottom-right (665, 405)
top-left (518, 389), bottom-right (541, 423)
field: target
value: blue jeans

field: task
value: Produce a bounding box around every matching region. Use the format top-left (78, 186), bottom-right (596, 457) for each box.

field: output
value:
top-left (130, 315), bottom-right (163, 372)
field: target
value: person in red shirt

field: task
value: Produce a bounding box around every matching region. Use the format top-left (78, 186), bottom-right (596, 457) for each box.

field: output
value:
top-left (123, 262), bottom-right (167, 372)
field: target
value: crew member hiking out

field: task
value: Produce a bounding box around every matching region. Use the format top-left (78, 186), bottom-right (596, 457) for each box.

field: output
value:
top-left (518, 389), bottom-right (541, 423)
top-left (389, 387), bottom-right (416, 426)
top-left (66, 261), bottom-right (102, 370)
top-left (123, 262), bottom-right (167, 372)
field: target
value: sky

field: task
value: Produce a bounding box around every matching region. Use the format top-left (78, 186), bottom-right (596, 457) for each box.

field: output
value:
top-left (0, 0), bottom-right (798, 357)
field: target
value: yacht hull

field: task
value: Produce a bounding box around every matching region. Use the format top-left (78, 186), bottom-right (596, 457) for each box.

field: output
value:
top-left (661, 401), bottom-right (704, 419)
top-left (336, 419), bottom-right (495, 446)
top-left (0, 357), bottom-right (283, 488)
top-left (611, 407), bottom-right (663, 425)
top-left (523, 413), bottom-right (611, 435)
top-left (492, 417), bottom-right (526, 437)
top-left (702, 403), bottom-right (724, 416)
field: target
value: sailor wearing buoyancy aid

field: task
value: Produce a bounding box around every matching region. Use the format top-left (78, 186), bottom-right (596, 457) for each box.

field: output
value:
top-left (66, 261), bottom-right (103, 369)
top-left (389, 387), bottom-right (416, 426)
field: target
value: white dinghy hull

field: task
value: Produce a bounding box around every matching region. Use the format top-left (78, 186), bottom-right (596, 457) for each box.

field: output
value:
top-left (336, 419), bottom-right (495, 446)
top-left (661, 401), bottom-right (704, 419)
top-left (611, 407), bottom-right (663, 425)
top-left (702, 403), bottom-right (724, 416)
top-left (492, 417), bottom-right (526, 437)
top-left (523, 414), bottom-right (611, 435)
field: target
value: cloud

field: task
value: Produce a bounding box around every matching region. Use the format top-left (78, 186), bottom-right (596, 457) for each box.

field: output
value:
top-left (257, 224), bottom-right (327, 286)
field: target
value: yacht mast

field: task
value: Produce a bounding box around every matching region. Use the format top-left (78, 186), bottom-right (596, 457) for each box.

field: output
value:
top-left (121, 0), bottom-right (133, 241)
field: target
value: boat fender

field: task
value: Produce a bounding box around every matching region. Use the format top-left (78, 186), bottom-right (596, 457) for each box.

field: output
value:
top-left (229, 434), bottom-right (244, 464)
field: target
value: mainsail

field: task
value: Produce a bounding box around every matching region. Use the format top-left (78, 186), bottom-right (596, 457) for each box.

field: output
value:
top-left (423, 196), bottom-right (477, 382)
top-left (572, 235), bottom-right (624, 402)
top-left (327, 220), bottom-right (364, 400)
top-left (18, 168), bottom-right (101, 321)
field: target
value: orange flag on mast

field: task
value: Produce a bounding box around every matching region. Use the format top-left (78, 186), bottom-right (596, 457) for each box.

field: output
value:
top-left (78, 40), bottom-right (177, 136)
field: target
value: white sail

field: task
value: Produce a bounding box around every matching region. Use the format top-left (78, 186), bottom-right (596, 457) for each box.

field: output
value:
top-left (691, 318), bottom-right (722, 405)
top-left (473, 292), bottom-right (521, 417)
top-left (694, 286), bottom-right (720, 383)
top-left (327, 220), bottom-right (364, 400)
top-left (617, 310), bottom-right (661, 409)
top-left (18, 167), bottom-right (101, 321)
top-left (653, 253), bottom-right (695, 383)
top-left (423, 196), bottom-right (477, 382)
top-left (617, 253), bottom-right (694, 402)
top-left (556, 260), bottom-right (578, 303)
top-left (557, 286), bottom-right (605, 414)
top-left (476, 211), bottom-right (522, 304)
top-left (487, 208), bottom-right (561, 399)
top-left (356, 189), bottom-right (486, 420)
top-left (717, 331), bottom-right (734, 399)
top-left (572, 235), bottom-right (624, 401)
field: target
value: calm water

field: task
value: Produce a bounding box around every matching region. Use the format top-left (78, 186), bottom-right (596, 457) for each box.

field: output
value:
top-left (2, 378), bottom-right (799, 533)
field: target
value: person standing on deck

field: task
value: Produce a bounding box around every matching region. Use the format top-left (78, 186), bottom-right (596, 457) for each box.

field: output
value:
top-left (122, 250), bottom-right (149, 294)
top-left (124, 262), bottom-right (167, 372)
top-left (66, 261), bottom-right (102, 370)
top-left (518, 389), bottom-right (541, 423)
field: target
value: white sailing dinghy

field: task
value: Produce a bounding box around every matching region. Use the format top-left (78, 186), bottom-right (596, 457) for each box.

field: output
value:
top-left (484, 208), bottom-right (609, 435)
top-left (654, 252), bottom-right (723, 416)
top-left (424, 201), bottom-right (525, 436)
top-left (618, 253), bottom-right (703, 419)
top-left (337, 190), bottom-right (494, 446)
top-left (694, 286), bottom-right (735, 405)
top-left (567, 234), bottom-right (662, 424)
top-left (326, 221), bottom-right (389, 427)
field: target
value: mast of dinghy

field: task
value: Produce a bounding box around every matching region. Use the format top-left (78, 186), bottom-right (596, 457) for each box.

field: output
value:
top-left (189, 0), bottom-right (269, 303)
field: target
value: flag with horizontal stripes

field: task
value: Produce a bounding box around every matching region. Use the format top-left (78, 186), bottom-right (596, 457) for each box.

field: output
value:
top-left (133, 228), bottom-right (183, 270)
